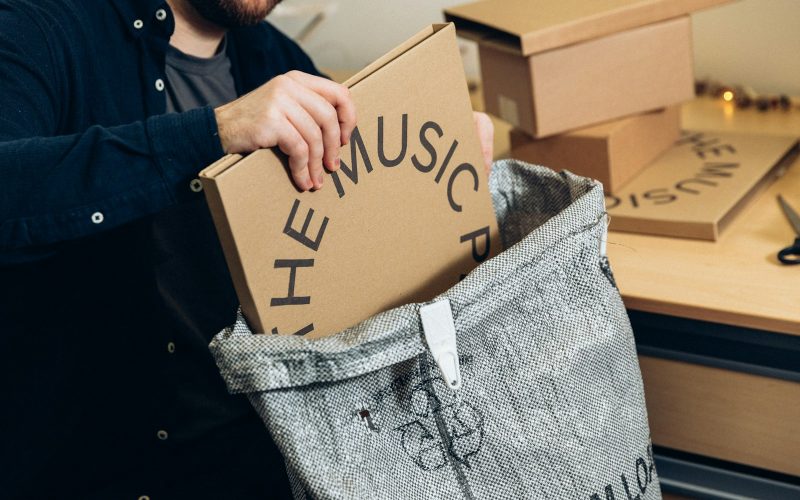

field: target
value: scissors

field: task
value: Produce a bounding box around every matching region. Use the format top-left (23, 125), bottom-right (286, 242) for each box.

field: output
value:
top-left (777, 195), bottom-right (800, 265)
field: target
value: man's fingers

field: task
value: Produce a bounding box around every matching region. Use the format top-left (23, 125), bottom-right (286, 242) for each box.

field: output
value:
top-left (286, 71), bottom-right (356, 146)
top-left (276, 120), bottom-right (312, 191)
top-left (216, 71), bottom-right (358, 191)
top-left (291, 86), bottom-right (342, 173)
top-left (285, 102), bottom-right (325, 189)
top-left (336, 95), bottom-right (356, 147)
top-left (473, 111), bottom-right (494, 174)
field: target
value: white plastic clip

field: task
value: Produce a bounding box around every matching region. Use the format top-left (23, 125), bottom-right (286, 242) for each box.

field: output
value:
top-left (420, 299), bottom-right (462, 391)
top-left (600, 213), bottom-right (609, 258)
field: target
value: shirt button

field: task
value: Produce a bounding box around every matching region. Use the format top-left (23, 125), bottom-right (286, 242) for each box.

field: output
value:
top-left (157, 429), bottom-right (169, 441)
top-left (155, 78), bottom-right (165, 92)
top-left (167, 341), bottom-right (176, 354)
top-left (189, 178), bottom-right (203, 192)
top-left (133, 19), bottom-right (144, 30)
top-left (91, 212), bottom-right (104, 224)
top-left (155, 8), bottom-right (168, 21)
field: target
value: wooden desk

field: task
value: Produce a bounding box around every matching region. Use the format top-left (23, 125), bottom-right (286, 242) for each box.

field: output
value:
top-left (608, 100), bottom-right (800, 494)
top-left (608, 98), bottom-right (800, 336)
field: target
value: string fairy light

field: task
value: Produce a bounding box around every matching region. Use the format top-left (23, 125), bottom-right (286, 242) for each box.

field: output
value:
top-left (695, 79), bottom-right (796, 112)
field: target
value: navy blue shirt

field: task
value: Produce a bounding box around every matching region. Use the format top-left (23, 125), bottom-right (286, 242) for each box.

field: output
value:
top-left (0, 0), bottom-right (319, 497)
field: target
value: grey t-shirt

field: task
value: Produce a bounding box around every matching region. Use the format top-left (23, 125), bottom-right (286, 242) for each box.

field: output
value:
top-left (165, 38), bottom-right (237, 113)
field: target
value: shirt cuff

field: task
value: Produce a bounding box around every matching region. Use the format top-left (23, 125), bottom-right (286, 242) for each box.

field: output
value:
top-left (145, 106), bottom-right (225, 203)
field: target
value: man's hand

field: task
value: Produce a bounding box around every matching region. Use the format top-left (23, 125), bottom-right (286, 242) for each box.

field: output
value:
top-left (473, 111), bottom-right (494, 174)
top-left (214, 71), bottom-right (357, 191)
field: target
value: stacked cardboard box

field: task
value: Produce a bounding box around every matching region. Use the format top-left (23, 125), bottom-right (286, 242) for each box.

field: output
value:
top-left (445, 0), bottom-right (732, 194)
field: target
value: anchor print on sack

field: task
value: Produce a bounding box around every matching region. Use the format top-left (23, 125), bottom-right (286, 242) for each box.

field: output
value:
top-left (395, 376), bottom-right (484, 471)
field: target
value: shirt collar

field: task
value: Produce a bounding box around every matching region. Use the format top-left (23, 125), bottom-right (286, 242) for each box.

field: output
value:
top-left (110, 0), bottom-right (172, 39)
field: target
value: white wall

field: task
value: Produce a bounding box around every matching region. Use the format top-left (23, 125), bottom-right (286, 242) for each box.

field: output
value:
top-left (692, 0), bottom-right (800, 96)
top-left (270, 0), bottom-right (800, 96)
top-left (270, 0), bottom-right (466, 72)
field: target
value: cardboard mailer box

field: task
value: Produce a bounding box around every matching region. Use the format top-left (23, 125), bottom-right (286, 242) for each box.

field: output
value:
top-left (510, 107), bottom-right (681, 194)
top-left (607, 130), bottom-right (800, 240)
top-left (200, 24), bottom-right (501, 338)
top-left (444, 0), bottom-right (732, 138)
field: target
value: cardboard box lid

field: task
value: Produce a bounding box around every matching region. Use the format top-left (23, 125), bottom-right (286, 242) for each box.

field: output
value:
top-left (200, 23), bottom-right (501, 338)
top-left (511, 107), bottom-right (678, 143)
top-left (444, 0), bottom-right (731, 55)
top-left (607, 130), bottom-right (799, 240)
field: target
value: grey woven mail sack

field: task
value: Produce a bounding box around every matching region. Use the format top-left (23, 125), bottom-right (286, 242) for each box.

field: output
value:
top-left (210, 159), bottom-right (661, 500)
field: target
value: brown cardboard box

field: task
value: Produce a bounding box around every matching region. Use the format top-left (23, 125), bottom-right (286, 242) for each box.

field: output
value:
top-left (445, 0), bottom-right (732, 138)
top-left (510, 107), bottom-right (681, 193)
top-left (607, 130), bottom-right (799, 240)
top-left (200, 24), bottom-right (501, 338)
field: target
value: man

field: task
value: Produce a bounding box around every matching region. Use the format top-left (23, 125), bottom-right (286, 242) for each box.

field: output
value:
top-left (0, 0), bottom-right (494, 498)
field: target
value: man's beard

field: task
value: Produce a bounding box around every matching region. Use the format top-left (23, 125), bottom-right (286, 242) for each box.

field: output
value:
top-left (188, 0), bottom-right (281, 29)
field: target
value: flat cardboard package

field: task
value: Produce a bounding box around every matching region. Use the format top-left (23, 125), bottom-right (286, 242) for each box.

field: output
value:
top-left (444, 0), bottom-right (731, 138)
top-left (607, 130), bottom-right (799, 240)
top-left (510, 107), bottom-right (681, 193)
top-left (200, 24), bottom-right (501, 338)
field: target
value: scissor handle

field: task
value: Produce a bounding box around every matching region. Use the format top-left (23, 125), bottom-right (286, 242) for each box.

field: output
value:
top-left (778, 237), bottom-right (800, 265)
